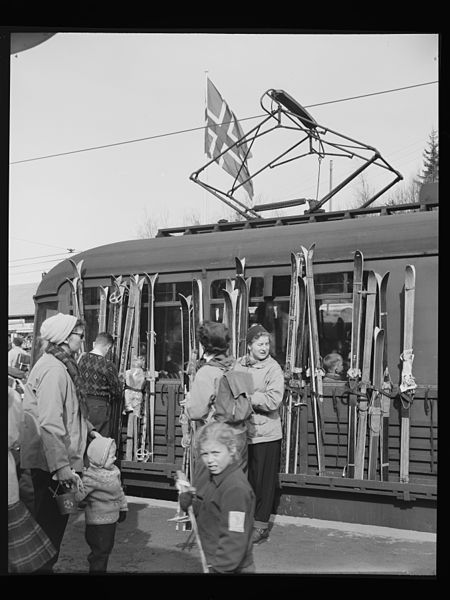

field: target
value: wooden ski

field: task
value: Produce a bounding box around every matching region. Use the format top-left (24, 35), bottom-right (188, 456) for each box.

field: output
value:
top-left (108, 276), bottom-right (127, 451)
top-left (399, 265), bottom-right (417, 484)
top-left (67, 258), bottom-right (86, 353)
top-left (367, 326), bottom-right (385, 480)
top-left (345, 250), bottom-right (364, 478)
top-left (282, 252), bottom-right (302, 473)
top-left (98, 286), bottom-right (109, 334)
top-left (378, 272), bottom-right (392, 481)
top-left (294, 269), bottom-right (308, 474)
top-left (109, 275), bottom-right (127, 366)
top-left (235, 257), bottom-right (251, 358)
top-left (222, 281), bottom-right (240, 358)
top-left (302, 244), bottom-right (325, 476)
top-left (354, 271), bottom-right (377, 479)
top-left (145, 273), bottom-right (158, 462)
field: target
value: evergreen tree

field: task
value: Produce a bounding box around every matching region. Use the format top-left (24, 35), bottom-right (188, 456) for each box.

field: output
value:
top-left (418, 129), bottom-right (439, 184)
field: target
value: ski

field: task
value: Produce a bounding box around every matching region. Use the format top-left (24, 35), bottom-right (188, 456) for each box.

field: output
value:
top-left (118, 275), bottom-right (140, 376)
top-left (144, 273), bottom-right (158, 463)
top-left (67, 258), bottom-right (86, 353)
top-left (192, 278), bottom-right (204, 351)
top-left (345, 250), bottom-right (364, 478)
top-left (399, 265), bottom-right (417, 484)
top-left (354, 271), bottom-right (377, 479)
top-left (301, 244), bottom-right (325, 476)
top-left (378, 272), bottom-right (391, 481)
top-left (282, 252), bottom-right (302, 473)
top-left (222, 280), bottom-right (240, 358)
top-left (108, 276), bottom-right (127, 450)
top-left (295, 273), bottom-right (309, 474)
top-left (115, 275), bottom-right (140, 454)
top-left (130, 276), bottom-right (145, 365)
top-left (109, 275), bottom-right (127, 366)
top-left (367, 326), bottom-right (385, 480)
top-left (128, 276), bottom-right (145, 462)
top-left (235, 257), bottom-right (251, 358)
top-left (98, 286), bottom-right (109, 334)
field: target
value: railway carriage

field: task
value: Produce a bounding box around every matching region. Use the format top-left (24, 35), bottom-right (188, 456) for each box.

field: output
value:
top-left (30, 201), bottom-right (438, 532)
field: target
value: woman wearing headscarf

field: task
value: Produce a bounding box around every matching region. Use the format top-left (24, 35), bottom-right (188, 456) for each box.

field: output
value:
top-left (20, 312), bottom-right (99, 572)
top-left (233, 324), bottom-right (285, 545)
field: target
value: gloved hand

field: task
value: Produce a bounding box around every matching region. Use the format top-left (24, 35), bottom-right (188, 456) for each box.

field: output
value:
top-left (118, 510), bottom-right (127, 523)
top-left (179, 491), bottom-right (194, 512)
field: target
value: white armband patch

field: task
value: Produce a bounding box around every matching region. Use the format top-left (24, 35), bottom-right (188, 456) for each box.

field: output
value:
top-left (228, 511), bottom-right (245, 532)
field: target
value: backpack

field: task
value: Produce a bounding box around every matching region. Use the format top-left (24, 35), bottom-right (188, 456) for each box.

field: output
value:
top-left (205, 364), bottom-right (255, 425)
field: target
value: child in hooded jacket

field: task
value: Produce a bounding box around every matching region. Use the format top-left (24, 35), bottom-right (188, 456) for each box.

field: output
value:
top-left (75, 436), bottom-right (128, 573)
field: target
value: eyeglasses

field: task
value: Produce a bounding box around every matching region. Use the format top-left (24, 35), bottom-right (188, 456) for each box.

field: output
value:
top-left (71, 331), bottom-right (85, 340)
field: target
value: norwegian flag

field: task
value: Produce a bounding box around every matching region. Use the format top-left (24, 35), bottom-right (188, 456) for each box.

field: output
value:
top-left (204, 78), bottom-right (254, 200)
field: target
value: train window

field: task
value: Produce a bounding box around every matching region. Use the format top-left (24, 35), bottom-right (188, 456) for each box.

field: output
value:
top-left (154, 306), bottom-right (183, 379)
top-left (209, 277), bottom-right (264, 333)
top-left (272, 275), bottom-right (290, 298)
top-left (249, 272), bottom-right (353, 369)
top-left (82, 287), bottom-right (100, 306)
top-left (318, 300), bottom-right (352, 369)
top-left (152, 280), bottom-right (193, 379)
top-left (32, 301), bottom-right (59, 364)
top-left (210, 278), bottom-right (264, 299)
top-left (154, 281), bottom-right (192, 303)
top-left (315, 272), bottom-right (352, 295)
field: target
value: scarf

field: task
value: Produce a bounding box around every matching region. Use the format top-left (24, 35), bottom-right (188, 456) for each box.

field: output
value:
top-left (45, 342), bottom-right (88, 418)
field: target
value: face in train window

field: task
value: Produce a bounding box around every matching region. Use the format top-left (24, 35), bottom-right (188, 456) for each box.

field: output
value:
top-left (246, 272), bottom-right (353, 370)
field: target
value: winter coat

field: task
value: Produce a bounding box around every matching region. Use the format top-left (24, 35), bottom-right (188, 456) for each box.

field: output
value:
top-left (20, 352), bottom-right (93, 473)
top-left (8, 388), bottom-right (23, 505)
top-left (234, 354), bottom-right (285, 444)
top-left (75, 437), bottom-right (128, 525)
top-left (193, 461), bottom-right (255, 573)
top-left (185, 353), bottom-right (235, 423)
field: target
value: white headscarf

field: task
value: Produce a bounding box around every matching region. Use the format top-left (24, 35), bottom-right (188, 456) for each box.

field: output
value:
top-left (40, 313), bottom-right (78, 345)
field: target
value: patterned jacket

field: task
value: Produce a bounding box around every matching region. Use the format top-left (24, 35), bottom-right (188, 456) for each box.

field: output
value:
top-left (78, 352), bottom-right (122, 401)
top-left (75, 464), bottom-right (128, 525)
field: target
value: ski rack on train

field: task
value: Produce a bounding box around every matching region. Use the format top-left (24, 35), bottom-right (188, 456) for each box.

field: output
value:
top-left (190, 88), bottom-right (403, 221)
top-left (156, 201), bottom-right (438, 237)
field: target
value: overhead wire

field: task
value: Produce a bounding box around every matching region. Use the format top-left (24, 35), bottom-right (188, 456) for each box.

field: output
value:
top-left (9, 81), bottom-right (438, 165)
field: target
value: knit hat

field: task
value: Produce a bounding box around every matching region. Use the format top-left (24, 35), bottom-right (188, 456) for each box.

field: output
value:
top-left (40, 313), bottom-right (78, 345)
top-left (87, 437), bottom-right (116, 468)
top-left (246, 324), bottom-right (269, 345)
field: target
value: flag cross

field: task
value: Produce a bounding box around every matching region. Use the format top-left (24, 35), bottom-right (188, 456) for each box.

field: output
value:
top-left (205, 78), bottom-right (253, 199)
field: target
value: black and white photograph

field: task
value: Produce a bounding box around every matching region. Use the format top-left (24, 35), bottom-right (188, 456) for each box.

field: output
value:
top-left (7, 28), bottom-right (438, 578)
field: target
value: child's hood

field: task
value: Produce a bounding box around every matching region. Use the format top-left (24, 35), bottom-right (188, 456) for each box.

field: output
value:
top-left (87, 436), bottom-right (115, 468)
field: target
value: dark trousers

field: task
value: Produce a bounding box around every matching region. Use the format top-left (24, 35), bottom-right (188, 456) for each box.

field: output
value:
top-left (30, 469), bottom-right (70, 572)
top-left (86, 396), bottom-right (111, 437)
top-left (85, 522), bottom-right (117, 573)
top-left (248, 439), bottom-right (281, 528)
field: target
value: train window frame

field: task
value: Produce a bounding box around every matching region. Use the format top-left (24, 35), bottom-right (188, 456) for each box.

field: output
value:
top-left (209, 271), bottom-right (265, 324)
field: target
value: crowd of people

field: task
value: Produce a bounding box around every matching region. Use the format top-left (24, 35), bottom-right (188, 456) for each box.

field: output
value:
top-left (8, 312), bottom-right (346, 575)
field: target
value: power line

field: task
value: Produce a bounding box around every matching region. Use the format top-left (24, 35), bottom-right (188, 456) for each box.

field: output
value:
top-left (10, 81), bottom-right (438, 165)
top-left (9, 251), bottom-right (76, 264)
top-left (9, 256), bottom-right (74, 269)
top-left (10, 237), bottom-right (76, 251)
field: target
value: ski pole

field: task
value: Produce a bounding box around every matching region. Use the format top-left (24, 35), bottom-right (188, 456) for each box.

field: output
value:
top-left (187, 506), bottom-right (209, 573)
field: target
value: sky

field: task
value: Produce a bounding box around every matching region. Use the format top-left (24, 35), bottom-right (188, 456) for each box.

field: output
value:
top-left (8, 31), bottom-right (439, 286)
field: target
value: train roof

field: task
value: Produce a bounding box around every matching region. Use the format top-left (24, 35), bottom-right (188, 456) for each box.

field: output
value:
top-left (35, 205), bottom-right (438, 299)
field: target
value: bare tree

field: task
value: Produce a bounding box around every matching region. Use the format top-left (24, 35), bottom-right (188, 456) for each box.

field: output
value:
top-left (136, 208), bottom-right (170, 239)
top-left (384, 177), bottom-right (421, 206)
top-left (351, 174), bottom-right (374, 209)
